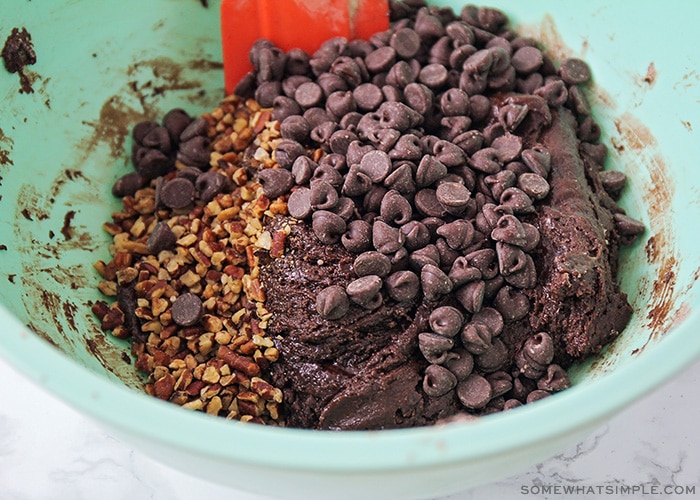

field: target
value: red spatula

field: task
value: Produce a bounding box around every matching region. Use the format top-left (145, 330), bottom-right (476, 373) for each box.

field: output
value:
top-left (221, 0), bottom-right (390, 95)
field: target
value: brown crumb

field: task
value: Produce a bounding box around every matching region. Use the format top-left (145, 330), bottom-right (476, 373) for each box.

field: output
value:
top-left (2, 27), bottom-right (37, 94)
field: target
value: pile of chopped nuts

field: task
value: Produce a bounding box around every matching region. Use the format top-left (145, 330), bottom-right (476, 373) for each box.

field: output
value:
top-left (92, 95), bottom-right (292, 424)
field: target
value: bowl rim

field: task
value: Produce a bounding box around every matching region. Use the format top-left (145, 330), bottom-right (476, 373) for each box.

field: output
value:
top-left (1, 301), bottom-right (699, 472)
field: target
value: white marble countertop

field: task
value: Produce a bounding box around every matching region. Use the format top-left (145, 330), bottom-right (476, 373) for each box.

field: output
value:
top-left (0, 354), bottom-right (698, 500)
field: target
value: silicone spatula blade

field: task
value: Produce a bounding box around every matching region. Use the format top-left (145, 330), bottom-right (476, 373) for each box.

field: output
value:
top-left (221, 0), bottom-right (390, 95)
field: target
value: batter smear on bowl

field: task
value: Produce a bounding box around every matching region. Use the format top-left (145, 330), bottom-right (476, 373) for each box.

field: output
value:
top-left (92, 1), bottom-right (644, 429)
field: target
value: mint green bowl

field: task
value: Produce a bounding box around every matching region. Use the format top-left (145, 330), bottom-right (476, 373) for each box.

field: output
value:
top-left (1, 1), bottom-right (699, 498)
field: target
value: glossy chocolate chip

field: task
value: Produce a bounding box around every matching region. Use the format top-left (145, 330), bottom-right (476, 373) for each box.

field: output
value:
top-left (194, 171), bottom-right (228, 202)
top-left (437, 220), bottom-right (474, 250)
top-left (400, 220), bottom-right (431, 251)
top-left (160, 177), bottom-right (195, 209)
top-left (162, 108), bottom-right (192, 143)
top-left (423, 364), bottom-right (458, 398)
top-left (274, 139), bottom-right (306, 169)
top-left (521, 146), bottom-right (551, 178)
top-left (429, 306), bottom-right (464, 338)
top-left (448, 257), bottom-right (482, 286)
top-left (493, 285), bottom-right (530, 322)
top-left (559, 57), bottom-right (591, 85)
top-left (171, 293), bottom-right (203, 327)
top-left (537, 364), bottom-right (571, 392)
top-left (353, 251), bottom-right (392, 278)
top-left (455, 280), bottom-right (485, 314)
top-left (309, 180), bottom-right (339, 210)
top-left (346, 275), bottom-right (383, 307)
top-left (457, 374), bottom-right (492, 409)
top-left (147, 221), bottom-right (177, 254)
top-left (112, 172), bottom-right (147, 198)
top-left (312, 210), bottom-right (347, 245)
top-left (358, 149), bottom-right (392, 183)
top-left (389, 134), bottom-right (423, 160)
top-left (341, 219), bottom-right (372, 253)
top-left (280, 115), bottom-right (311, 143)
top-left (419, 332), bottom-right (455, 364)
top-left (379, 190), bottom-right (412, 226)
top-left (134, 148), bottom-right (171, 179)
top-left (316, 285), bottom-right (350, 320)
top-left (517, 172), bottom-right (550, 200)
top-left (511, 46), bottom-right (543, 74)
top-left (421, 264), bottom-right (453, 301)
top-left (384, 270), bottom-right (420, 302)
top-left (291, 156), bottom-right (318, 185)
top-left (390, 27), bottom-right (421, 59)
top-left (475, 338), bottom-right (508, 372)
top-left (287, 187), bottom-right (312, 219)
top-left (372, 220), bottom-right (405, 254)
top-left (258, 168), bottom-right (294, 199)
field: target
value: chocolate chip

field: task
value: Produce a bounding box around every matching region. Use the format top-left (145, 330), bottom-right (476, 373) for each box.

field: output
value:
top-left (599, 170), bottom-right (627, 194)
top-left (464, 248), bottom-right (499, 280)
top-left (469, 147), bottom-right (501, 174)
top-left (346, 275), bottom-right (383, 307)
top-left (429, 306), bottom-right (464, 338)
top-left (112, 172), bottom-right (147, 198)
top-left (534, 78), bottom-right (568, 107)
top-left (475, 338), bottom-right (508, 372)
top-left (384, 270), bottom-right (420, 302)
top-left (171, 293), bottom-right (203, 326)
top-left (358, 149), bottom-right (392, 183)
top-left (353, 83), bottom-right (384, 111)
top-left (160, 177), bottom-right (195, 209)
top-left (179, 117), bottom-right (209, 143)
top-left (448, 256), bottom-right (482, 286)
top-left (419, 332), bottom-right (455, 364)
top-left (456, 374), bottom-right (492, 409)
top-left (309, 180), bottom-right (339, 210)
top-left (421, 264), bottom-right (453, 301)
top-left (195, 171), bottom-right (229, 202)
top-left (511, 46), bottom-right (543, 74)
top-left (419, 63), bottom-right (449, 88)
top-left (341, 219), bottom-right (372, 253)
top-left (142, 126), bottom-right (172, 153)
top-left (258, 168), bottom-right (294, 199)
top-left (133, 121), bottom-right (159, 145)
top-left (390, 27), bottom-right (421, 59)
top-left (444, 348), bottom-right (474, 381)
top-left (135, 148), bottom-right (171, 179)
top-left (537, 364), bottom-right (571, 392)
top-left (287, 187), bottom-right (312, 219)
top-left (316, 285), bottom-right (350, 320)
top-left (423, 364), bottom-right (458, 397)
top-left (280, 115), bottom-right (311, 143)
top-left (437, 219), bottom-right (474, 250)
top-left (365, 46), bottom-right (397, 73)
top-left (389, 134), bottom-right (423, 160)
top-left (147, 221), bottom-right (177, 254)
top-left (380, 190), bottom-right (413, 225)
top-left (403, 82), bottom-right (434, 115)
top-left (162, 108), bottom-right (192, 143)
top-left (312, 210), bottom-right (347, 244)
top-left (487, 371), bottom-right (513, 398)
top-left (491, 214), bottom-right (527, 247)
top-left (435, 181), bottom-right (471, 214)
top-left (455, 280), bottom-right (485, 314)
top-left (559, 57), bottom-right (591, 85)
top-left (499, 187), bottom-right (535, 214)
top-left (503, 399), bottom-right (523, 411)
top-left (372, 220), bottom-right (405, 254)
top-left (525, 389), bottom-right (550, 403)
top-left (353, 251), bottom-right (392, 278)
top-left (461, 321), bottom-right (492, 355)
top-left (493, 285), bottom-right (529, 322)
top-left (415, 155), bottom-right (448, 187)
top-left (291, 156), bottom-right (317, 185)
top-left (342, 166), bottom-right (373, 196)
top-left (401, 220), bottom-right (431, 251)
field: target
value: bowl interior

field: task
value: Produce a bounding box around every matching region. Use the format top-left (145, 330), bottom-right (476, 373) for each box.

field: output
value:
top-left (1, 0), bottom-right (699, 481)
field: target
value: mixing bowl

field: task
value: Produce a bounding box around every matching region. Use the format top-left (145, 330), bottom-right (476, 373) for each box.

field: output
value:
top-left (1, 1), bottom-right (699, 498)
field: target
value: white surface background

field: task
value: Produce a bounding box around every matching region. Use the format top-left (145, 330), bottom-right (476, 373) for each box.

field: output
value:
top-left (0, 355), bottom-right (698, 500)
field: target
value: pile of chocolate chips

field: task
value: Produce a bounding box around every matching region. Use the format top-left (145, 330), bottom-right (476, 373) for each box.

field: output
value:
top-left (232, 0), bottom-right (643, 410)
top-left (113, 109), bottom-right (231, 222)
